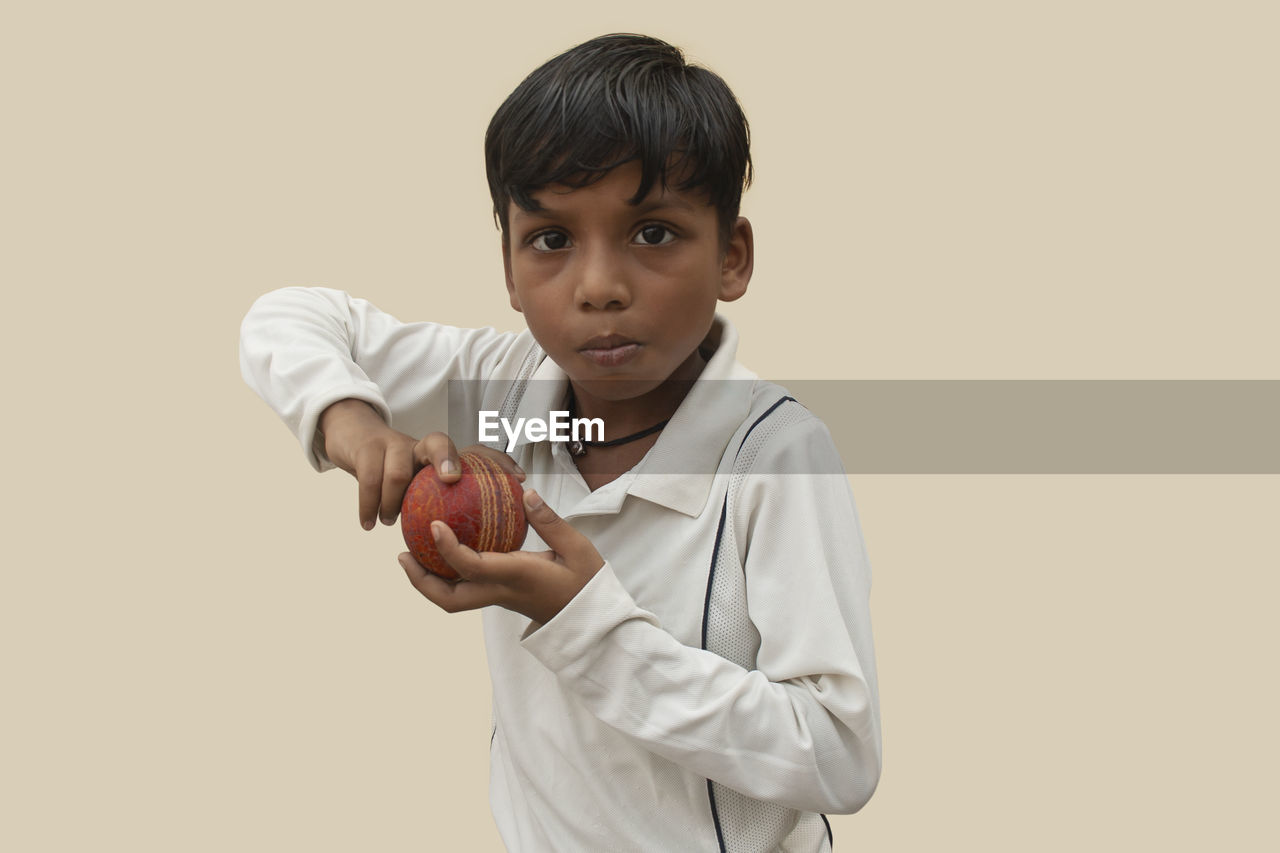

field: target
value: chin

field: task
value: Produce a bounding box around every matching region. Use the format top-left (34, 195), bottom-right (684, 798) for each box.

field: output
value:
top-left (572, 375), bottom-right (666, 402)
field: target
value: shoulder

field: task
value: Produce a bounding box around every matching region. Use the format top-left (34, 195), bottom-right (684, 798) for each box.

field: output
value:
top-left (734, 383), bottom-right (845, 477)
top-left (723, 383), bottom-right (856, 543)
top-left (711, 385), bottom-right (869, 598)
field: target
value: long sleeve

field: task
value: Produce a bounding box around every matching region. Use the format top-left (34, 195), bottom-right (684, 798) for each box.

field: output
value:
top-left (238, 286), bottom-right (531, 469)
top-left (519, 416), bottom-right (882, 815)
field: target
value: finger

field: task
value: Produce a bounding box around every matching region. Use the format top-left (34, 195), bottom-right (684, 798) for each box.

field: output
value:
top-left (413, 432), bottom-right (462, 483)
top-left (353, 444), bottom-right (386, 531)
top-left (398, 553), bottom-right (500, 614)
top-left (460, 444), bottom-right (526, 481)
top-left (521, 490), bottom-right (600, 566)
top-left (431, 520), bottom-right (536, 588)
top-left (379, 440), bottom-right (415, 526)
top-left (430, 520), bottom-right (506, 583)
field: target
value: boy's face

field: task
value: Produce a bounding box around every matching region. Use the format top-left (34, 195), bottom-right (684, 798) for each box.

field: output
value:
top-left (502, 161), bottom-right (752, 409)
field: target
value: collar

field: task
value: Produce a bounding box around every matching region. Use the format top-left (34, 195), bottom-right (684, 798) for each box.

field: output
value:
top-left (509, 315), bottom-right (755, 517)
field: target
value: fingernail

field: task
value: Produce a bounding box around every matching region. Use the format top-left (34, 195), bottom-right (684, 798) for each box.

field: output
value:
top-left (440, 459), bottom-right (456, 476)
top-left (525, 489), bottom-right (544, 510)
top-left (362, 520), bottom-right (375, 531)
top-left (431, 521), bottom-right (444, 541)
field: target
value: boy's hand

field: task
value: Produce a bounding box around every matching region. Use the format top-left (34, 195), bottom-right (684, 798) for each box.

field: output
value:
top-left (318, 399), bottom-right (524, 531)
top-left (398, 490), bottom-right (604, 626)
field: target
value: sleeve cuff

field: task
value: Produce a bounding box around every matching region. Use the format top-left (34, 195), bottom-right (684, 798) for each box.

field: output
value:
top-left (519, 561), bottom-right (653, 673)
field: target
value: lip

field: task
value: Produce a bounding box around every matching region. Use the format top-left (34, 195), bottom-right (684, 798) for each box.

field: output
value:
top-left (578, 334), bottom-right (642, 368)
top-left (579, 334), bottom-right (639, 350)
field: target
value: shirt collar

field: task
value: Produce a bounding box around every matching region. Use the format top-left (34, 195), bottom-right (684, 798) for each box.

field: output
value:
top-left (511, 315), bottom-right (755, 517)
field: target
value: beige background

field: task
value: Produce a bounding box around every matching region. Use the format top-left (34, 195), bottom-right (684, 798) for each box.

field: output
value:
top-left (4, 1), bottom-right (1277, 850)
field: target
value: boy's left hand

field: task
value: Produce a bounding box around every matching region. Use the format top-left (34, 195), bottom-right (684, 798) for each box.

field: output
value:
top-left (398, 489), bottom-right (604, 625)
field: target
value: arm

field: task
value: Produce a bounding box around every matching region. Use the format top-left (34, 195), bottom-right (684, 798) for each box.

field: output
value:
top-left (239, 286), bottom-right (533, 525)
top-left (238, 285), bottom-right (527, 470)
top-left (518, 417), bottom-right (881, 814)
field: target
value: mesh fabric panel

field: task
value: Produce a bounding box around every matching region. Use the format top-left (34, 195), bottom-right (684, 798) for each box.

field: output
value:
top-left (704, 398), bottom-right (832, 853)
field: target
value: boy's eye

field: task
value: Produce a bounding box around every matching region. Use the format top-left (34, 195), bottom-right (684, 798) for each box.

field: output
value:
top-left (634, 225), bottom-right (675, 246)
top-left (530, 231), bottom-right (570, 251)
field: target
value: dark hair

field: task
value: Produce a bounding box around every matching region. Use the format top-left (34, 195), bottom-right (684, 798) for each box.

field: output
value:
top-left (485, 34), bottom-right (752, 246)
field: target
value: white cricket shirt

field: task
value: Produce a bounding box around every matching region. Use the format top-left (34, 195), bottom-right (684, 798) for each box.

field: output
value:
top-left (240, 287), bottom-right (881, 852)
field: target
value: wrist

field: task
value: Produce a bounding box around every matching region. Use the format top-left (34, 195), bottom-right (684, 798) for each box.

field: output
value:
top-left (318, 398), bottom-right (385, 460)
top-left (320, 398), bottom-right (380, 430)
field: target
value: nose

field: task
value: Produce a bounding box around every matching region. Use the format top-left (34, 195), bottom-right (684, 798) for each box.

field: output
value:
top-left (574, 244), bottom-right (631, 310)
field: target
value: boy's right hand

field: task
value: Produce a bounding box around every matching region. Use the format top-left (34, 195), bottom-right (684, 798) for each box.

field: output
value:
top-left (318, 399), bottom-right (524, 531)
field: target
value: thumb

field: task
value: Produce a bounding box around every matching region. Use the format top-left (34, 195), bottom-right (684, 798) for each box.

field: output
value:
top-left (523, 489), bottom-right (594, 563)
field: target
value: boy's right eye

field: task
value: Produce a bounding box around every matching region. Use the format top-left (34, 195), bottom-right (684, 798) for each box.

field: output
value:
top-left (530, 231), bottom-right (571, 251)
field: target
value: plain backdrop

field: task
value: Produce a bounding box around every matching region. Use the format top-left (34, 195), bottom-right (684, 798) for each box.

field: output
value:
top-left (4, 1), bottom-right (1277, 850)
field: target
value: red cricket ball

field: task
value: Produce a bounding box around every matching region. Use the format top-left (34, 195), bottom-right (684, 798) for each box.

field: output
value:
top-left (400, 452), bottom-right (528, 580)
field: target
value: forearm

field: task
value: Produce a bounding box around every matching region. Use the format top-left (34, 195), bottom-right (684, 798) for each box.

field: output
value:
top-left (238, 286), bottom-right (526, 469)
top-left (318, 398), bottom-right (385, 446)
top-left (521, 563), bottom-right (881, 814)
top-left (239, 287), bottom-right (396, 468)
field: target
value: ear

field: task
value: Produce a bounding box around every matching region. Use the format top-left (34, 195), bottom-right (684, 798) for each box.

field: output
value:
top-left (502, 235), bottom-right (523, 313)
top-left (718, 217), bottom-right (753, 303)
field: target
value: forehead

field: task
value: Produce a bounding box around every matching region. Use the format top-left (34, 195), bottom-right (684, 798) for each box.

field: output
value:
top-left (510, 161), bottom-right (711, 223)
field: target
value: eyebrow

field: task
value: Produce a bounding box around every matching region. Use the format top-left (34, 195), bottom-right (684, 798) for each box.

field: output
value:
top-left (510, 192), bottom-right (698, 223)
top-left (633, 195), bottom-right (697, 214)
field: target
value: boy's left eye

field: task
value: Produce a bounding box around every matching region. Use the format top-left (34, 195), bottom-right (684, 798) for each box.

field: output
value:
top-left (633, 225), bottom-right (675, 246)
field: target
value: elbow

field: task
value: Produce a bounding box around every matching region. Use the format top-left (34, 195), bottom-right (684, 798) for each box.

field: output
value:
top-left (776, 679), bottom-right (883, 814)
top-left (241, 287), bottom-right (300, 343)
top-left (243, 285), bottom-right (323, 322)
top-left (828, 756), bottom-right (880, 815)
top-left (815, 729), bottom-right (881, 815)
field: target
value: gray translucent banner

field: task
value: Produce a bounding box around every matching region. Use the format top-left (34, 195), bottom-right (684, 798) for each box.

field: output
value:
top-left (448, 380), bottom-right (1279, 474)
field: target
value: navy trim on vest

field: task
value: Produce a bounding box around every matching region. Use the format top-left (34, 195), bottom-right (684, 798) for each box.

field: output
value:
top-left (701, 500), bottom-right (730, 652)
top-left (733, 396), bottom-right (797, 464)
top-left (707, 779), bottom-right (727, 853)
top-left (699, 395), bottom-right (799, 852)
top-left (821, 812), bottom-right (833, 846)
top-left (701, 396), bottom-right (796, 651)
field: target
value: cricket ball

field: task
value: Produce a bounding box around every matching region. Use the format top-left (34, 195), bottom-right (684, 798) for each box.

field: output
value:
top-left (400, 452), bottom-right (528, 580)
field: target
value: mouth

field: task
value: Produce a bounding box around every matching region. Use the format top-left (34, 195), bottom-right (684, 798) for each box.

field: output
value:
top-left (578, 334), bottom-right (642, 368)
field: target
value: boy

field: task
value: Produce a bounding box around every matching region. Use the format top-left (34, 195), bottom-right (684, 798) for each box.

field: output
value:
top-left (240, 33), bottom-right (880, 852)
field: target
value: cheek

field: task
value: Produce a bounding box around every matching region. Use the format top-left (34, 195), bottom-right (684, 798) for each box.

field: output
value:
top-left (665, 261), bottom-right (724, 312)
top-left (643, 247), bottom-right (718, 288)
top-left (508, 261), bottom-right (559, 306)
top-left (511, 286), bottom-right (567, 341)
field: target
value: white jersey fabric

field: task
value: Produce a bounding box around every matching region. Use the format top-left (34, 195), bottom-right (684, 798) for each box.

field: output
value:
top-left (240, 287), bottom-right (882, 852)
